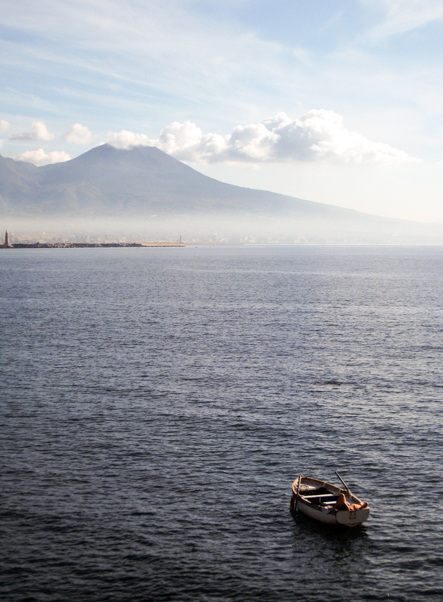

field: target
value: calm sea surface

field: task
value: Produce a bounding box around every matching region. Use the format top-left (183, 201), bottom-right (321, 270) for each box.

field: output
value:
top-left (1, 245), bottom-right (442, 601)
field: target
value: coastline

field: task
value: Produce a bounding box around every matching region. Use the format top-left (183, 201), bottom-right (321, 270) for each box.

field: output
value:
top-left (0, 242), bottom-right (185, 249)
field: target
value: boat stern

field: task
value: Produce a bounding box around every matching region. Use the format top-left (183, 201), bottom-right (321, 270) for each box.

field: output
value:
top-left (336, 506), bottom-right (370, 526)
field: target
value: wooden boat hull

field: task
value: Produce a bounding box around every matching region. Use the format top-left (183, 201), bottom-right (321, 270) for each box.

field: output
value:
top-left (291, 475), bottom-right (370, 527)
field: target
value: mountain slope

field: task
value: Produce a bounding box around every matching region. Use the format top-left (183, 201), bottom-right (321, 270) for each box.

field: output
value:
top-left (0, 144), bottom-right (355, 217)
top-left (1, 144), bottom-right (442, 243)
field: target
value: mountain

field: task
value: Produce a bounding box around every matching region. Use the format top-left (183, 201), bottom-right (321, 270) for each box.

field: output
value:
top-left (0, 144), bottom-right (345, 217)
top-left (1, 144), bottom-right (442, 243)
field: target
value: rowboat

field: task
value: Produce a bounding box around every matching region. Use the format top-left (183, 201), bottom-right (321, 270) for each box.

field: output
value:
top-left (290, 473), bottom-right (370, 527)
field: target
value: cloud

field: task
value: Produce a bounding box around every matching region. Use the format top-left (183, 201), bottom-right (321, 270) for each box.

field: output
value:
top-left (362, 0), bottom-right (443, 38)
top-left (64, 123), bottom-right (95, 145)
top-left (9, 120), bottom-right (55, 141)
top-left (15, 149), bottom-right (71, 166)
top-left (266, 110), bottom-right (417, 164)
top-left (106, 130), bottom-right (152, 149)
top-left (107, 110), bottom-right (417, 165)
top-left (0, 120), bottom-right (10, 133)
top-left (155, 121), bottom-right (231, 162)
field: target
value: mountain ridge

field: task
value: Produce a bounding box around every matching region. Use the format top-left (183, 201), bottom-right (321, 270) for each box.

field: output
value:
top-left (1, 144), bottom-right (442, 243)
top-left (0, 144), bottom-right (375, 218)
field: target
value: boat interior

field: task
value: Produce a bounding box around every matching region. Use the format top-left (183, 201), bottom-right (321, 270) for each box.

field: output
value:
top-left (299, 486), bottom-right (340, 507)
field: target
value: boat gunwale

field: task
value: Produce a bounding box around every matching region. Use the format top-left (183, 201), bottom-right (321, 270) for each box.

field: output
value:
top-left (292, 475), bottom-right (366, 506)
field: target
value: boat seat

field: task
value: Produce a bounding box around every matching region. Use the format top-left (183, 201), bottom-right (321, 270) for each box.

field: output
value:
top-left (302, 493), bottom-right (337, 499)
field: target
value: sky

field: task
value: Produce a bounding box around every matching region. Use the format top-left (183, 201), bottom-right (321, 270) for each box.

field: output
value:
top-left (1, 0), bottom-right (443, 222)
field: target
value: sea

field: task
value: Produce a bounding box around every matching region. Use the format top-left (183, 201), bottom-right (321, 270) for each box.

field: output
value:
top-left (1, 244), bottom-right (442, 602)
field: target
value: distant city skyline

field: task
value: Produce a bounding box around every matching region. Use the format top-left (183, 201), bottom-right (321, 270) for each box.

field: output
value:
top-left (1, 1), bottom-right (443, 223)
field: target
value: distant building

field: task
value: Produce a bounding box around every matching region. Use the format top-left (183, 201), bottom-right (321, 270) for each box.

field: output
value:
top-left (4, 230), bottom-right (9, 246)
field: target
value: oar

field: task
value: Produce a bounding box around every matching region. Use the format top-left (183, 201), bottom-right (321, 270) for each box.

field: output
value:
top-left (335, 471), bottom-right (352, 496)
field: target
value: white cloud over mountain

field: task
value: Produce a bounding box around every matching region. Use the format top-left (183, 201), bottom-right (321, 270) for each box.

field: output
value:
top-left (15, 148), bottom-right (71, 166)
top-left (106, 130), bottom-right (151, 149)
top-left (0, 120), bottom-right (10, 133)
top-left (64, 123), bottom-right (95, 145)
top-left (9, 120), bottom-right (55, 142)
top-left (107, 110), bottom-right (417, 165)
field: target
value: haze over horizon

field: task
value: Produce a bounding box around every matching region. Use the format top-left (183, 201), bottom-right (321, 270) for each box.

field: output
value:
top-left (1, 0), bottom-right (443, 224)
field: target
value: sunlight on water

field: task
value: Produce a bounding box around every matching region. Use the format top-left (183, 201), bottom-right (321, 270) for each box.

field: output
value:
top-left (1, 245), bottom-right (442, 601)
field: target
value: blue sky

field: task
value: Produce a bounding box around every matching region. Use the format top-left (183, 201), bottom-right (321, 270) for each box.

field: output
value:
top-left (1, 0), bottom-right (443, 222)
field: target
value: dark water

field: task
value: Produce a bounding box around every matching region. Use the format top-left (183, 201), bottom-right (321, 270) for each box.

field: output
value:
top-left (1, 245), bottom-right (442, 601)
